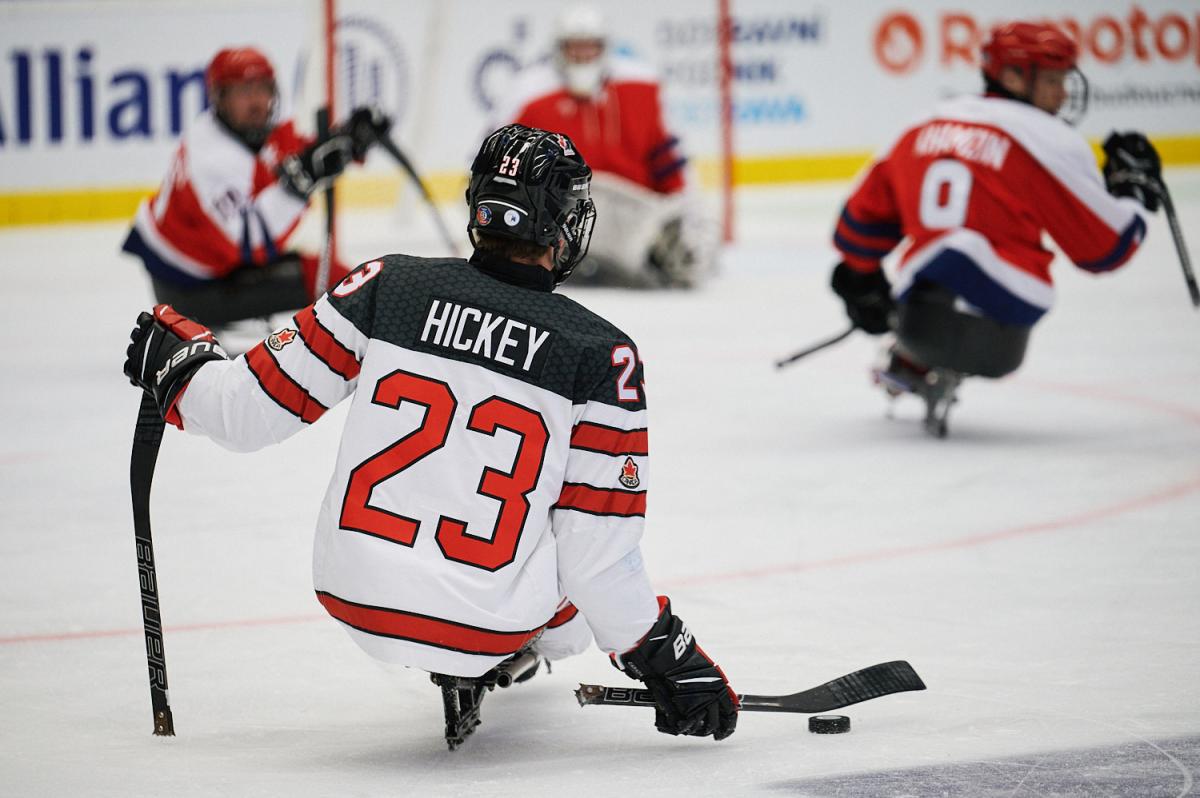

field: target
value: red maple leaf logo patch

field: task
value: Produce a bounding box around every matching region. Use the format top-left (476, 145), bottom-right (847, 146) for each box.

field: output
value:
top-left (618, 456), bottom-right (640, 489)
top-left (267, 327), bottom-right (298, 351)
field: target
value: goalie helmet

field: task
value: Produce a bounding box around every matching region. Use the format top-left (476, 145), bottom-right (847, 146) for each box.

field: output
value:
top-left (554, 3), bottom-right (608, 97)
top-left (466, 124), bottom-right (597, 285)
top-left (555, 2), bottom-right (606, 44)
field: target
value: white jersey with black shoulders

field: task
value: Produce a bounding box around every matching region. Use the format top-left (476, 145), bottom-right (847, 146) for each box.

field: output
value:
top-left (176, 251), bottom-right (661, 675)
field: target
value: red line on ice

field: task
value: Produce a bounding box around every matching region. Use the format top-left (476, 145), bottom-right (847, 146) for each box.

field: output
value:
top-left (1019, 379), bottom-right (1200, 426)
top-left (6, 475), bottom-right (1196, 645)
top-left (0, 613), bottom-right (321, 645)
top-left (662, 376), bottom-right (1200, 589)
top-left (661, 473), bottom-right (1200, 589)
top-left (4, 380), bottom-right (1197, 645)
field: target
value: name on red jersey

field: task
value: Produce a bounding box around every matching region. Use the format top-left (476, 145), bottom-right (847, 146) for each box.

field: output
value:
top-left (913, 123), bottom-right (1012, 170)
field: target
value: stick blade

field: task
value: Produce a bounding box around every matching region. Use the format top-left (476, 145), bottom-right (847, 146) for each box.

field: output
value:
top-left (822, 659), bottom-right (925, 703)
top-left (742, 660), bottom-right (926, 713)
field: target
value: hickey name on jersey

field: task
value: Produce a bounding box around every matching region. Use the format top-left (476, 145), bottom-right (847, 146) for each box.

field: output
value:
top-left (419, 298), bottom-right (554, 375)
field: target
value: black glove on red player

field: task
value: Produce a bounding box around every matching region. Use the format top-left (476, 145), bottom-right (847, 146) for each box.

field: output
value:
top-left (277, 106), bottom-right (391, 198)
top-left (124, 305), bottom-right (228, 428)
top-left (613, 597), bottom-right (738, 741)
top-left (831, 261), bottom-right (896, 335)
top-left (278, 132), bottom-right (355, 199)
top-left (1102, 132), bottom-right (1162, 213)
top-left (340, 105), bottom-right (392, 161)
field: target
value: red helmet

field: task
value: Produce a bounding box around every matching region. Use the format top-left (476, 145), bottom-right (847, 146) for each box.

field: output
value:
top-left (981, 22), bottom-right (1077, 81)
top-left (205, 47), bottom-right (275, 92)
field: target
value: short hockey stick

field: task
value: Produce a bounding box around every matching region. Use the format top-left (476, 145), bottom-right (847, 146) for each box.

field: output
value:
top-left (1151, 179), bottom-right (1199, 308)
top-left (374, 132), bottom-right (462, 257)
top-left (1113, 172), bottom-right (1198, 308)
top-left (314, 106), bottom-right (336, 296)
top-left (775, 325), bottom-right (856, 369)
top-left (130, 392), bottom-right (175, 736)
top-left (576, 660), bottom-right (925, 714)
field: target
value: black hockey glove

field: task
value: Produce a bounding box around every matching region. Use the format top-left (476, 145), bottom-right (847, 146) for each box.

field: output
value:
top-left (1102, 132), bottom-right (1162, 213)
top-left (613, 597), bottom-right (738, 741)
top-left (124, 305), bottom-right (228, 429)
top-left (278, 133), bottom-right (355, 199)
top-left (831, 261), bottom-right (895, 335)
top-left (339, 105), bottom-right (392, 161)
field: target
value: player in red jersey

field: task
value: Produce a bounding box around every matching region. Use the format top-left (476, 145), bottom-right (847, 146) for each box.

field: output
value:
top-left (122, 47), bottom-right (389, 333)
top-left (828, 22), bottom-right (1162, 434)
top-left (497, 4), bottom-right (714, 288)
top-left (122, 124), bottom-right (737, 748)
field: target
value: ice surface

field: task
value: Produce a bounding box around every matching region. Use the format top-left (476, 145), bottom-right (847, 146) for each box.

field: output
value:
top-left (1, 174), bottom-right (1198, 797)
top-left (772, 734), bottom-right (1200, 797)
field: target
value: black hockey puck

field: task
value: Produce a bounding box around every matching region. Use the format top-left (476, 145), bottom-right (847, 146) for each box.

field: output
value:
top-left (808, 714), bottom-right (850, 734)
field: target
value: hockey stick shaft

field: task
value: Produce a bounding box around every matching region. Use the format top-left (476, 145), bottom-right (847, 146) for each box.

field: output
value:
top-left (775, 325), bottom-right (856, 369)
top-left (576, 660), bottom-right (925, 714)
top-left (375, 132), bottom-right (462, 257)
top-left (131, 392), bottom-right (175, 736)
top-left (314, 107), bottom-right (335, 297)
top-left (1153, 181), bottom-right (1200, 307)
top-left (1116, 172), bottom-right (1198, 309)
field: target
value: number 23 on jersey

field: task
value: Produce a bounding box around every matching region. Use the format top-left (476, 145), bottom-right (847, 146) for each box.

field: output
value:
top-left (339, 370), bottom-right (548, 572)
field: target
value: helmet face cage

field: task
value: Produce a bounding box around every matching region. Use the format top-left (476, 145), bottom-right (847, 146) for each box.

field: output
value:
top-left (553, 189), bottom-right (596, 283)
top-left (981, 22), bottom-right (1085, 124)
top-left (213, 87), bottom-right (279, 148)
top-left (1060, 67), bottom-right (1089, 126)
top-left (994, 64), bottom-right (1089, 126)
top-left (467, 125), bottom-right (597, 284)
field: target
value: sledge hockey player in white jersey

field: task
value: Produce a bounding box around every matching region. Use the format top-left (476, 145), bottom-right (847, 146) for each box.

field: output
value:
top-left (828, 22), bottom-right (1161, 436)
top-left (123, 123), bottom-right (738, 748)
top-left (122, 47), bottom-right (390, 333)
top-left (496, 3), bottom-right (717, 289)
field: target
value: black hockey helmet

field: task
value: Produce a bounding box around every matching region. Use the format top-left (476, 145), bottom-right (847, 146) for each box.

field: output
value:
top-left (466, 124), bottom-right (597, 284)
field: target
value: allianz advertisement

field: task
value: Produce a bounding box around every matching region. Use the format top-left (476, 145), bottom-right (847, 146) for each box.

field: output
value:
top-left (0, 1), bottom-right (310, 192)
top-left (1, 0), bottom-right (1197, 219)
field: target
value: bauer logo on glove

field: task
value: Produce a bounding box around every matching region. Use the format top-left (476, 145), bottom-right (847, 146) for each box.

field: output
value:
top-left (125, 304), bottom-right (229, 429)
top-left (155, 341), bottom-right (227, 387)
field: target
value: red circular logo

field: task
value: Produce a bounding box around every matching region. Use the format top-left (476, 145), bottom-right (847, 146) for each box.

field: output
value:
top-left (875, 12), bottom-right (924, 75)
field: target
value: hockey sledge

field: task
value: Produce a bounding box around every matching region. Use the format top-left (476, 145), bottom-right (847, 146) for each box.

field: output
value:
top-left (431, 651), bottom-right (544, 751)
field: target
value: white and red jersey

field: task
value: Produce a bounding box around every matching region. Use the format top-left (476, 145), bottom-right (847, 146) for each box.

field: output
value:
top-left (498, 57), bottom-right (686, 195)
top-left (123, 110), bottom-right (311, 285)
top-left (174, 252), bottom-right (660, 676)
top-left (834, 94), bottom-right (1147, 325)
